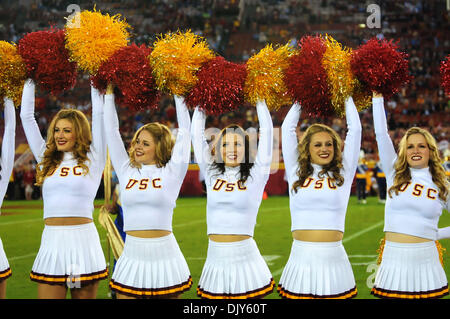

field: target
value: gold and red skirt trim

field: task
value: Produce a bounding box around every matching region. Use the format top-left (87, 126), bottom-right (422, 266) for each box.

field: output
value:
top-left (30, 268), bottom-right (108, 287)
top-left (0, 268), bottom-right (12, 282)
top-left (277, 285), bottom-right (357, 299)
top-left (197, 278), bottom-right (275, 299)
top-left (110, 276), bottom-right (193, 298)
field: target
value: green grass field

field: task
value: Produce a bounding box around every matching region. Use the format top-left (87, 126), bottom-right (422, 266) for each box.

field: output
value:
top-left (1, 195), bottom-right (450, 299)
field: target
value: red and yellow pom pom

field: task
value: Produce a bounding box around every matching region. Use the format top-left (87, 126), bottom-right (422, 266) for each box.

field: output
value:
top-left (244, 43), bottom-right (293, 111)
top-left (284, 35), bottom-right (334, 118)
top-left (65, 8), bottom-right (130, 75)
top-left (440, 55), bottom-right (450, 97)
top-left (149, 30), bottom-right (215, 96)
top-left (186, 56), bottom-right (247, 115)
top-left (350, 37), bottom-right (412, 99)
top-left (18, 28), bottom-right (77, 96)
top-left (91, 43), bottom-right (160, 111)
top-left (0, 41), bottom-right (27, 107)
top-left (323, 35), bottom-right (371, 116)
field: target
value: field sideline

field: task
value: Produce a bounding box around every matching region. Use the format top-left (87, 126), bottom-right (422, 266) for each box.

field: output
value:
top-left (1, 195), bottom-right (449, 299)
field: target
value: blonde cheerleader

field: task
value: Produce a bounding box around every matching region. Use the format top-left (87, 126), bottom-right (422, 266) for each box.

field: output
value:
top-left (278, 96), bottom-right (361, 299)
top-left (0, 97), bottom-right (16, 298)
top-left (191, 100), bottom-right (275, 299)
top-left (104, 85), bottom-right (192, 299)
top-left (371, 92), bottom-right (450, 299)
top-left (20, 79), bottom-right (107, 299)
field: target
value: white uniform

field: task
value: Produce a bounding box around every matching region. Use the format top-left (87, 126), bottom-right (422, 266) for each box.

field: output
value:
top-left (278, 97), bottom-right (361, 299)
top-left (104, 93), bottom-right (192, 298)
top-left (0, 98), bottom-right (16, 282)
top-left (20, 80), bottom-right (108, 287)
top-left (371, 96), bottom-right (449, 299)
top-left (192, 100), bottom-right (275, 299)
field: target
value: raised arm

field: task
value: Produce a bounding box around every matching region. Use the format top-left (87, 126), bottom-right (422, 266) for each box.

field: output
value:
top-left (19, 79), bottom-right (46, 161)
top-left (0, 97), bottom-right (16, 206)
top-left (342, 96), bottom-right (362, 177)
top-left (372, 95), bottom-right (397, 177)
top-left (191, 107), bottom-right (212, 176)
top-left (90, 85), bottom-right (106, 168)
top-left (166, 95), bottom-right (191, 178)
top-left (254, 100), bottom-right (273, 176)
top-left (281, 102), bottom-right (301, 179)
top-left (103, 91), bottom-right (130, 179)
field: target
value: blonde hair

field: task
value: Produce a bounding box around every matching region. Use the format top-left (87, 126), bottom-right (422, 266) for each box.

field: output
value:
top-left (388, 127), bottom-right (448, 201)
top-left (128, 123), bottom-right (174, 168)
top-left (292, 123), bottom-right (344, 193)
top-left (35, 109), bottom-right (91, 186)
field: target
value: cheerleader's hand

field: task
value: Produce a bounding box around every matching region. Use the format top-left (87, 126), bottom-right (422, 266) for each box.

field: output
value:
top-left (373, 91), bottom-right (383, 98)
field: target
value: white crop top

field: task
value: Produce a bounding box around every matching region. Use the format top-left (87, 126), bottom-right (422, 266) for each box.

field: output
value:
top-left (20, 79), bottom-right (106, 219)
top-left (373, 97), bottom-right (450, 240)
top-left (191, 100), bottom-right (273, 237)
top-left (0, 98), bottom-right (16, 214)
top-left (282, 97), bottom-right (362, 233)
top-left (103, 94), bottom-right (191, 232)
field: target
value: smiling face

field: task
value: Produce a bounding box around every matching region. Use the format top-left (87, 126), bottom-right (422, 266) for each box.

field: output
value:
top-left (220, 132), bottom-right (246, 167)
top-left (309, 131), bottom-right (334, 166)
top-left (54, 119), bottom-right (76, 152)
top-left (134, 129), bottom-right (157, 165)
top-left (406, 133), bottom-right (430, 169)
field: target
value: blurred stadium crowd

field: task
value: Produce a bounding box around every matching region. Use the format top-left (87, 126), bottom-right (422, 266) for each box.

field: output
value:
top-left (0, 0), bottom-right (448, 200)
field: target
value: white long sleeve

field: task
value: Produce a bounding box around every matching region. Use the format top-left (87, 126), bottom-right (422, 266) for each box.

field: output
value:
top-left (373, 97), bottom-right (397, 178)
top-left (0, 97), bottom-right (16, 212)
top-left (90, 85), bottom-right (106, 168)
top-left (341, 96), bottom-right (362, 178)
top-left (281, 102), bottom-right (301, 182)
top-left (20, 79), bottom-right (46, 161)
top-left (103, 94), bottom-right (130, 181)
top-left (253, 100), bottom-right (273, 176)
top-left (191, 107), bottom-right (212, 176)
top-left (165, 95), bottom-right (191, 179)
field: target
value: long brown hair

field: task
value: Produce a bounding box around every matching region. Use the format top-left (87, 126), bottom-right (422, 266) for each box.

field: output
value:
top-left (210, 124), bottom-right (254, 183)
top-left (128, 123), bottom-right (175, 168)
top-left (35, 109), bottom-right (91, 186)
top-left (292, 123), bottom-right (344, 193)
top-left (388, 127), bottom-right (448, 201)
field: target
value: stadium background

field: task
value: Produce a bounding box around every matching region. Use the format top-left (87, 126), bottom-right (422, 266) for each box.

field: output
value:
top-left (0, 0), bottom-right (449, 299)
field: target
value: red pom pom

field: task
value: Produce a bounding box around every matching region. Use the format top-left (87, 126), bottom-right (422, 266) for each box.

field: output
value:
top-left (440, 55), bottom-right (450, 97)
top-left (350, 38), bottom-right (412, 99)
top-left (18, 28), bottom-right (77, 96)
top-left (92, 43), bottom-right (160, 111)
top-left (185, 56), bottom-right (247, 115)
top-left (284, 35), bottom-right (334, 118)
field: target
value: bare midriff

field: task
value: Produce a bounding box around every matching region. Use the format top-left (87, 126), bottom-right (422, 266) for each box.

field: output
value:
top-left (292, 230), bottom-right (343, 242)
top-left (126, 230), bottom-right (172, 238)
top-left (44, 217), bottom-right (93, 226)
top-left (385, 231), bottom-right (431, 243)
top-left (209, 234), bottom-right (252, 242)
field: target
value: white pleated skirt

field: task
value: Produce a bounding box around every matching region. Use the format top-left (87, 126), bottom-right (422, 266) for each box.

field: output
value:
top-left (30, 223), bottom-right (108, 287)
top-left (278, 240), bottom-right (357, 299)
top-left (0, 237), bottom-right (11, 282)
top-left (110, 233), bottom-right (192, 298)
top-left (197, 238), bottom-right (275, 299)
top-left (371, 240), bottom-right (449, 299)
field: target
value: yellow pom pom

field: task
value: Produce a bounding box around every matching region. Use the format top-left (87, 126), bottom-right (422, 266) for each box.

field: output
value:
top-left (149, 30), bottom-right (215, 96)
top-left (322, 35), bottom-right (371, 116)
top-left (65, 8), bottom-right (130, 74)
top-left (244, 43), bottom-right (293, 111)
top-left (0, 41), bottom-right (26, 107)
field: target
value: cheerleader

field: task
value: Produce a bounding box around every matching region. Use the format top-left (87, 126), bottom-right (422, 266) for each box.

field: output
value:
top-left (278, 96), bottom-right (361, 299)
top-left (0, 97), bottom-right (16, 298)
top-left (104, 85), bottom-right (192, 299)
top-left (192, 100), bottom-right (275, 299)
top-left (20, 79), bottom-right (107, 299)
top-left (371, 92), bottom-right (450, 299)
